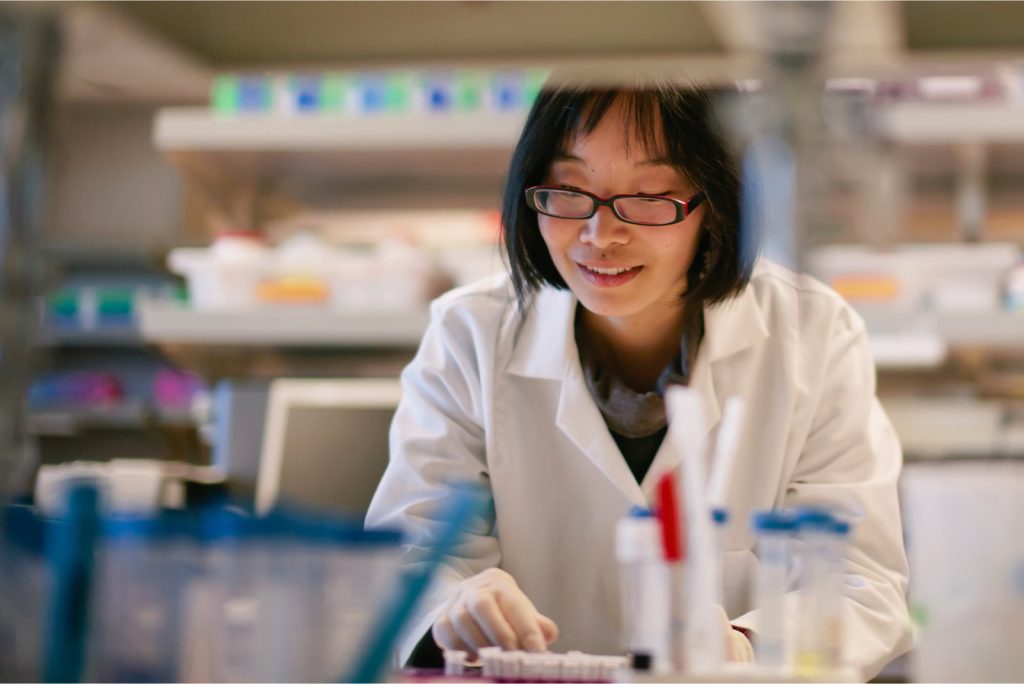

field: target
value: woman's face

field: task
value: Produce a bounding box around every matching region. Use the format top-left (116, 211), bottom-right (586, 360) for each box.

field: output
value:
top-left (538, 101), bottom-right (704, 327)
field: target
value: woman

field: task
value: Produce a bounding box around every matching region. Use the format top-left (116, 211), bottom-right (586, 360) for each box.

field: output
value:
top-left (365, 78), bottom-right (911, 678)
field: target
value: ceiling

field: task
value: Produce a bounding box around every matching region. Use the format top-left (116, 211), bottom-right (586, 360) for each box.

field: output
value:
top-left (41, 1), bottom-right (1024, 103)
top-left (113, 1), bottom-right (724, 66)
top-left (111, 1), bottom-right (1024, 66)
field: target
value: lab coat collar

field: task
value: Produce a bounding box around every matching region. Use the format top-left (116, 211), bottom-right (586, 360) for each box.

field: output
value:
top-left (506, 278), bottom-right (770, 504)
top-left (642, 283), bottom-right (771, 498)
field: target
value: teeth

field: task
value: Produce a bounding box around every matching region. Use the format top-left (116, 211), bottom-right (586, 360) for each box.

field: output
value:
top-left (586, 265), bottom-right (633, 276)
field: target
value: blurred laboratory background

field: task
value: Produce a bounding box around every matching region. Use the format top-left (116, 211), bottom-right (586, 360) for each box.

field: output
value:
top-left (2, 1), bottom-right (1024, 682)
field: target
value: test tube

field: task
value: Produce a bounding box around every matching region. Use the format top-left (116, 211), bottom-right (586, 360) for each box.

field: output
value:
top-left (478, 646), bottom-right (501, 678)
top-left (443, 650), bottom-right (467, 676)
top-left (822, 518), bottom-right (851, 671)
top-left (711, 507), bottom-right (730, 605)
top-left (615, 507), bottom-right (671, 672)
top-left (794, 507), bottom-right (834, 676)
top-left (751, 510), bottom-right (797, 669)
top-left (561, 654), bottom-right (582, 681)
top-left (521, 652), bottom-right (544, 680)
top-left (499, 650), bottom-right (523, 679)
top-left (540, 653), bottom-right (562, 681)
top-left (580, 654), bottom-right (602, 681)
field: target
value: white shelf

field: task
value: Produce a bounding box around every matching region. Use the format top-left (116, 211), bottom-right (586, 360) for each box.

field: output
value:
top-left (154, 108), bottom-right (527, 151)
top-left (153, 108), bottom-right (524, 182)
top-left (934, 312), bottom-right (1024, 347)
top-left (29, 402), bottom-right (147, 436)
top-left (38, 326), bottom-right (142, 347)
top-left (137, 300), bottom-right (429, 347)
top-left (878, 102), bottom-right (1024, 144)
top-left (861, 309), bottom-right (1024, 368)
top-left (27, 402), bottom-right (199, 436)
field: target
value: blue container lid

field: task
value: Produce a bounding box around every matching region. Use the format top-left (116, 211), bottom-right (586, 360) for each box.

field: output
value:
top-left (829, 518), bottom-right (852, 536)
top-left (628, 506), bottom-right (654, 518)
top-left (793, 506), bottom-right (834, 531)
top-left (199, 505), bottom-right (402, 548)
top-left (751, 510), bottom-right (797, 533)
top-left (102, 510), bottom-right (197, 541)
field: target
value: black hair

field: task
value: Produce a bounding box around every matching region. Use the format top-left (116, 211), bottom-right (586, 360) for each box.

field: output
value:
top-left (501, 78), bottom-right (757, 328)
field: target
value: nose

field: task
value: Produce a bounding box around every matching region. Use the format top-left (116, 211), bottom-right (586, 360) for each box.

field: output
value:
top-left (579, 205), bottom-right (629, 249)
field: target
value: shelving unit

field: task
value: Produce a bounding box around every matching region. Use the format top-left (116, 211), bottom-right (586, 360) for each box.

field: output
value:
top-left (878, 102), bottom-right (1024, 144)
top-left (863, 310), bottom-right (1024, 368)
top-left (138, 300), bottom-right (430, 348)
top-left (38, 326), bottom-right (142, 347)
top-left (27, 402), bottom-right (195, 437)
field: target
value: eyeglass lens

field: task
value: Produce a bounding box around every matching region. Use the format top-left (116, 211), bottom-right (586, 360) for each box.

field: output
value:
top-left (533, 189), bottom-right (678, 225)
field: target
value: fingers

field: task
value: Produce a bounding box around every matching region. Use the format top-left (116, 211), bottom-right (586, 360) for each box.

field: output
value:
top-left (496, 590), bottom-right (547, 652)
top-left (435, 569), bottom-right (561, 657)
top-left (537, 614), bottom-right (559, 645)
top-left (466, 592), bottom-right (518, 651)
top-left (432, 616), bottom-right (471, 654)
top-left (451, 610), bottom-right (491, 656)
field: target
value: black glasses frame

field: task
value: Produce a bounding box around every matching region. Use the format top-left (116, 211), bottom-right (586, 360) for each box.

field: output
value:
top-left (524, 186), bottom-right (705, 226)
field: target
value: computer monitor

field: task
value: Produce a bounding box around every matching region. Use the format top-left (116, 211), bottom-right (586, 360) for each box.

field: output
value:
top-left (255, 378), bottom-right (401, 516)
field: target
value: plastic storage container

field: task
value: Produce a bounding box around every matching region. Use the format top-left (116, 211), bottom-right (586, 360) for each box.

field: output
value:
top-left (168, 232), bottom-right (272, 310)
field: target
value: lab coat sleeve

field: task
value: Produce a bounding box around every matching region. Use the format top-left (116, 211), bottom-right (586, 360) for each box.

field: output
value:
top-left (732, 304), bottom-right (912, 680)
top-left (364, 297), bottom-right (501, 665)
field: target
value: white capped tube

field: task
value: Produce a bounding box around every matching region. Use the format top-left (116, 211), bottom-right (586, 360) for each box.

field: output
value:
top-left (707, 397), bottom-right (746, 509)
top-left (752, 510), bottom-right (797, 669)
top-left (794, 507), bottom-right (833, 676)
top-left (443, 650), bottom-right (467, 676)
top-left (615, 507), bottom-right (671, 672)
top-left (665, 386), bottom-right (723, 673)
top-left (478, 647), bottom-right (502, 678)
top-left (822, 517), bottom-right (851, 671)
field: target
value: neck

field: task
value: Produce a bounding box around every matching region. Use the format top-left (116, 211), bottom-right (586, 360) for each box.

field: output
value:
top-left (579, 304), bottom-right (686, 393)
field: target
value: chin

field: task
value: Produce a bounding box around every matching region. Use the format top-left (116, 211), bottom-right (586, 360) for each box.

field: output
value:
top-left (573, 289), bottom-right (644, 319)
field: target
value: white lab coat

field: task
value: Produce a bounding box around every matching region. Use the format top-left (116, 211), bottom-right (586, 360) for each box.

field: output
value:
top-left (365, 260), bottom-right (912, 679)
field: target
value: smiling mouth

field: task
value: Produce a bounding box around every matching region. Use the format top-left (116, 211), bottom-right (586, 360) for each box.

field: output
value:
top-left (580, 264), bottom-right (640, 276)
top-left (576, 262), bottom-right (644, 287)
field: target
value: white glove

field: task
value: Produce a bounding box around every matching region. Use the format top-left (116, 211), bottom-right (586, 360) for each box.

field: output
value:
top-left (715, 604), bottom-right (754, 662)
top-left (432, 568), bottom-right (559, 658)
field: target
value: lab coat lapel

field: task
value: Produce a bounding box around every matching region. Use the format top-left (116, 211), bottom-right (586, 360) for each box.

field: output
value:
top-left (508, 286), bottom-right (646, 504)
top-left (641, 282), bottom-right (770, 500)
top-left (641, 335), bottom-right (721, 497)
top-left (555, 346), bottom-right (647, 506)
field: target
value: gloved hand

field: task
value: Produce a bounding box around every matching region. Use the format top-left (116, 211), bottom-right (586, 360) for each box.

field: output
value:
top-left (432, 568), bottom-right (559, 658)
top-left (716, 604), bottom-right (754, 662)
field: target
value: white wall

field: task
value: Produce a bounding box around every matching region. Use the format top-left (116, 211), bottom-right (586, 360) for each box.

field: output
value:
top-left (47, 103), bottom-right (183, 251)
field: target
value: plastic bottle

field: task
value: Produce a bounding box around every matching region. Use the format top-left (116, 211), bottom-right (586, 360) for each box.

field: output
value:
top-left (821, 517), bottom-right (851, 671)
top-left (615, 506), bottom-right (671, 672)
top-left (751, 510), bottom-right (797, 669)
top-left (793, 507), bottom-right (835, 676)
top-left (208, 231), bottom-right (272, 310)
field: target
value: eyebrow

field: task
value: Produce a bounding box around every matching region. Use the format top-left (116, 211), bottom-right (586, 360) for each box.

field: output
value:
top-left (552, 153), bottom-right (676, 168)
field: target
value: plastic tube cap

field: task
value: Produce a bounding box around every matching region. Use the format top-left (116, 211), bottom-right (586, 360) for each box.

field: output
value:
top-left (750, 510), bottom-right (798, 533)
top-left (616, 512), bottom-right (663, 562)
top-left (793, 506), bottom-right (834, 531)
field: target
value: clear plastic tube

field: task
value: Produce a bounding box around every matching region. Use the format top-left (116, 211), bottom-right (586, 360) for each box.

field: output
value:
top-left (752, 511), bottom-right (796, 669)
top-left (616, 507), bottom-right (671, 672)
top-left (821, 518), bottom-right (851, 670)
top-left (794, 508), bottom-right (833, 676)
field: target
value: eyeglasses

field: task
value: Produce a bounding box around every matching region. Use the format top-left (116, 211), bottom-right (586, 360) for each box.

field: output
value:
top-left (524, 186), bottom-right (705, 227)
